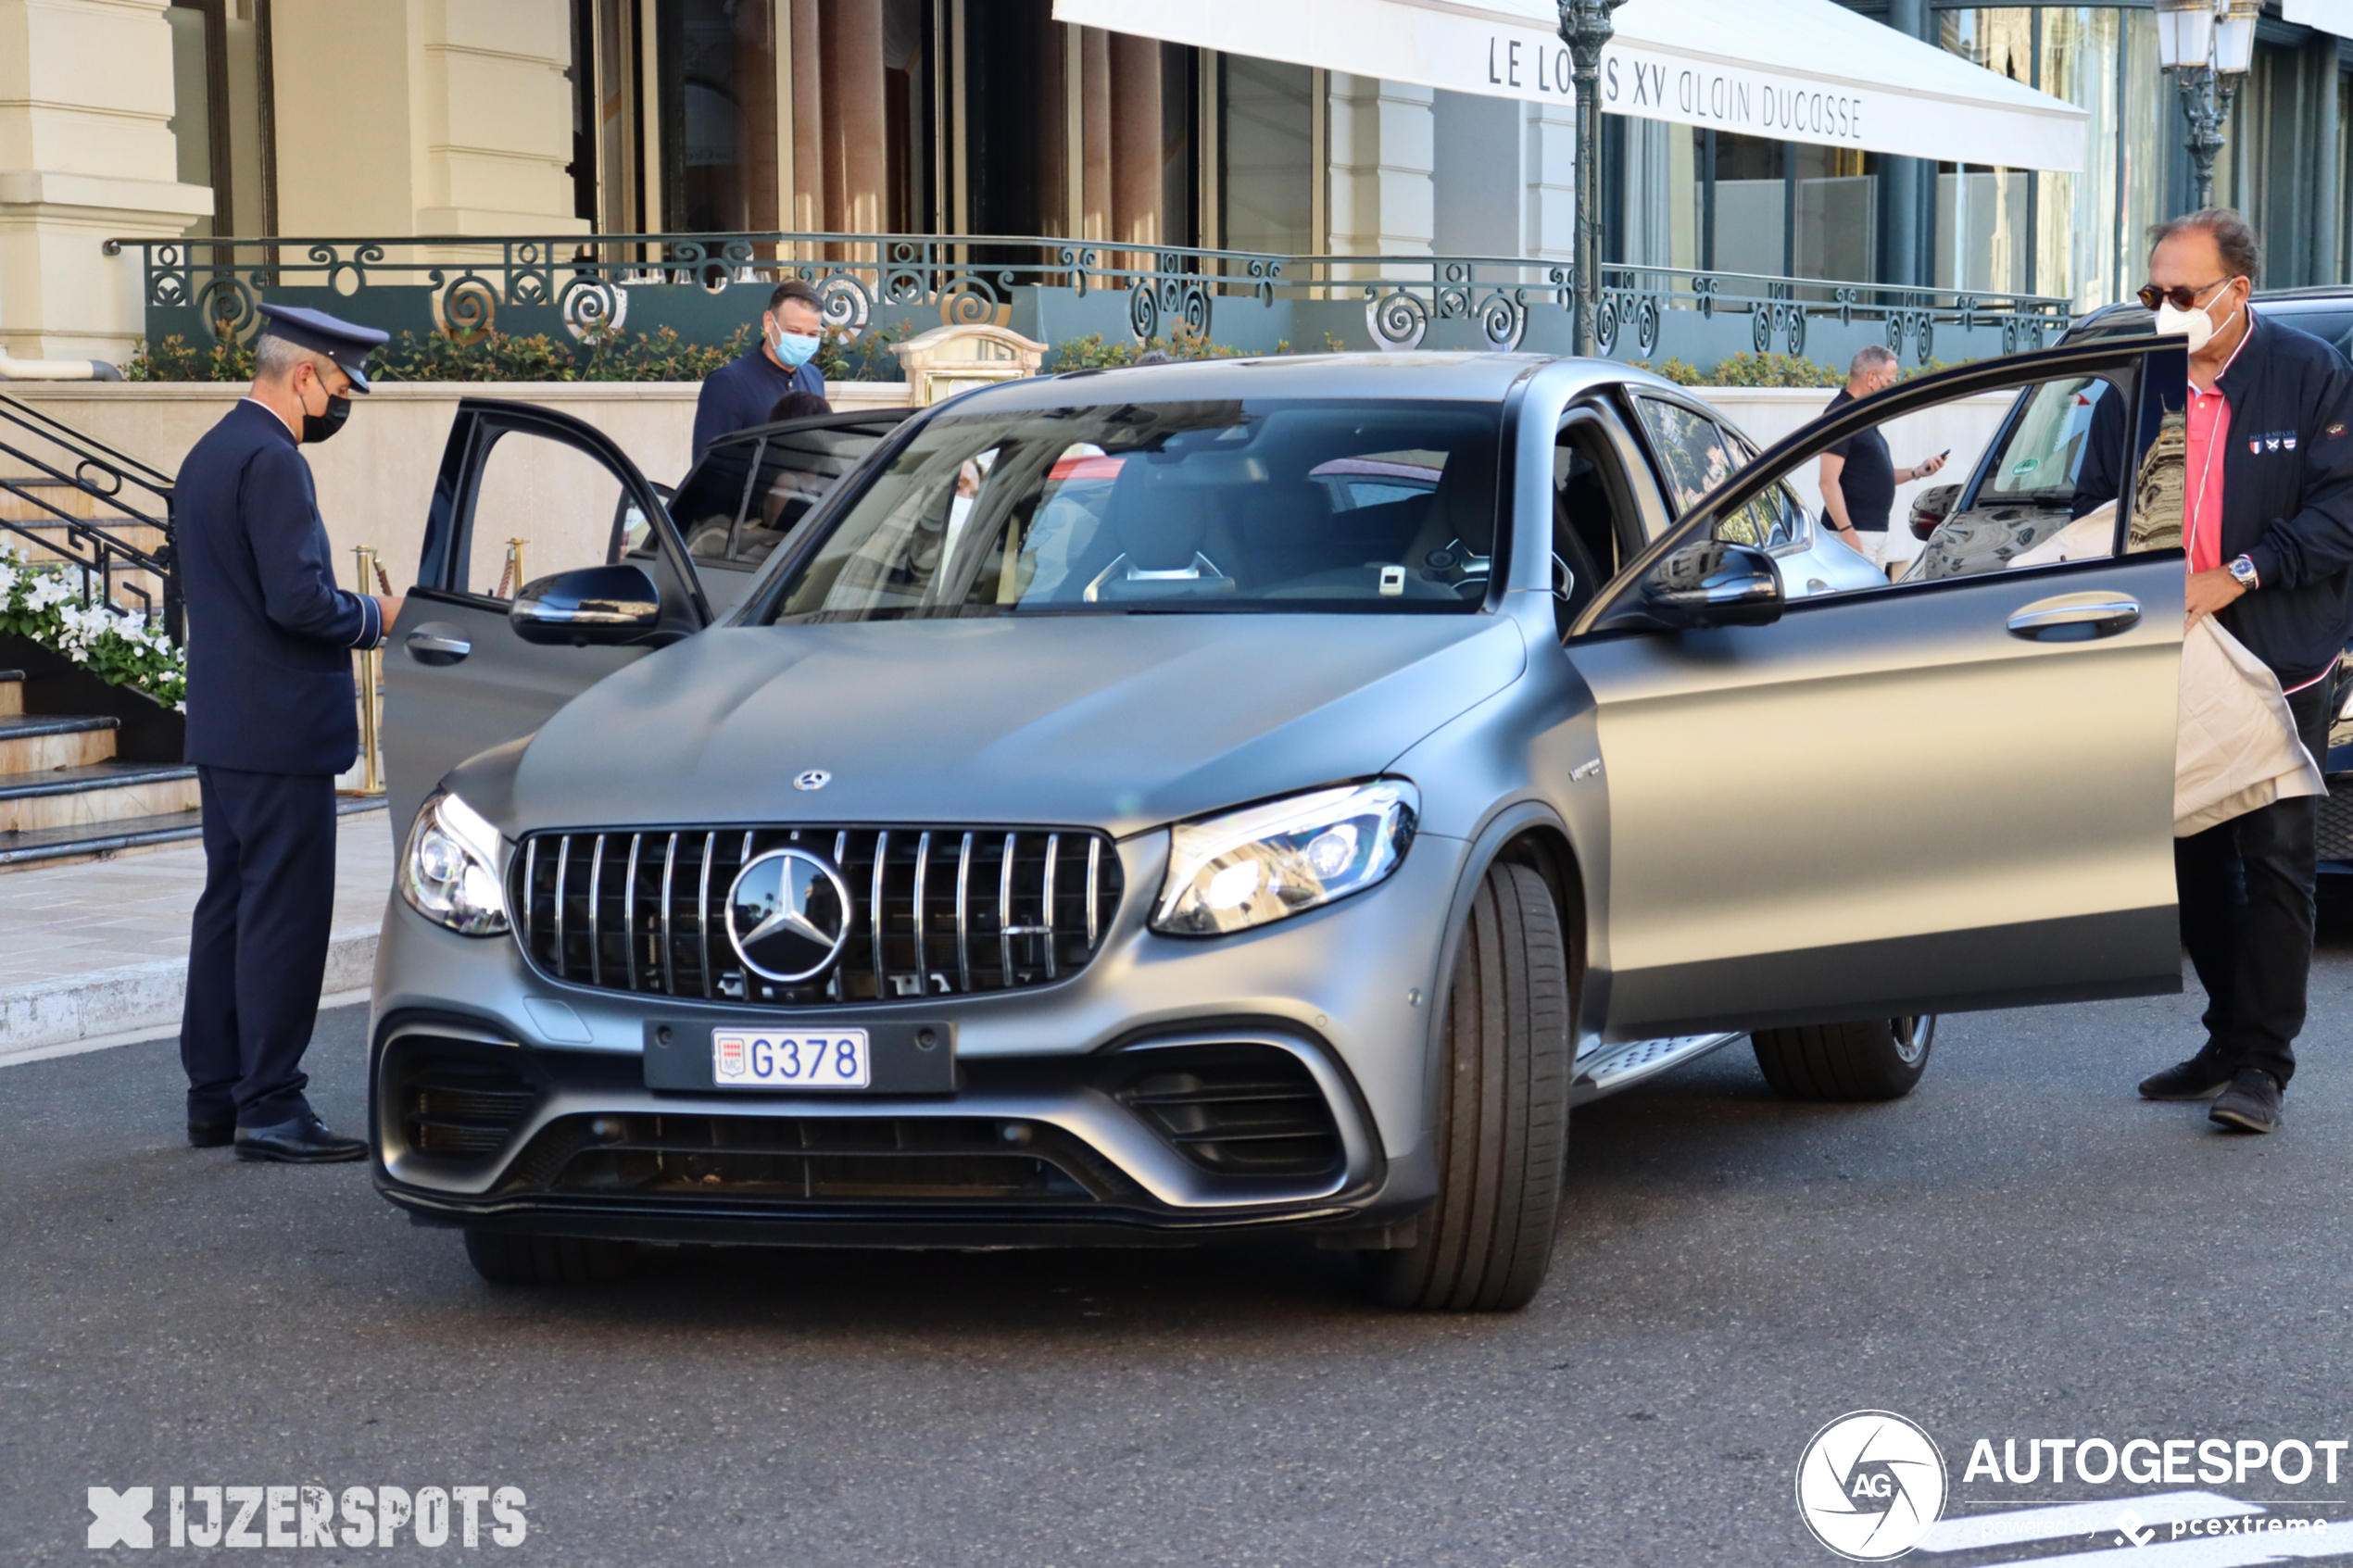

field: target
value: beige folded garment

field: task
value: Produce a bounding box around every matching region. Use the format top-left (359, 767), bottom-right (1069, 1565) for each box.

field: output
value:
top-left (2007, 500), bottom-right (2115, 568)
top-left (2176, 616), bottom-right (2325, 835)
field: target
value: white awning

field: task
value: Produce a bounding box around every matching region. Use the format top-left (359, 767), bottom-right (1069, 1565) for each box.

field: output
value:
top-left (1051, 0), bottom-right (2089, 173)
top-left (2284, 0), bottom-right (2353, 39)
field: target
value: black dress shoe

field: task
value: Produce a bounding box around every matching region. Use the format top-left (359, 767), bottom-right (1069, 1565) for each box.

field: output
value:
top-left (187, 1116), bottom-right (234, 1148)
top-left (2138, 1054), bottom-right (2236, 1101)
top-left (233, 1115), bottom-right (369, 1163)
top-left (2210, 1070), bottom-right (2284, 1134)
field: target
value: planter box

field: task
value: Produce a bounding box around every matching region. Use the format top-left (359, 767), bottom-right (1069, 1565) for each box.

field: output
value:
top-left (0, 633), bottom-right (183, 763)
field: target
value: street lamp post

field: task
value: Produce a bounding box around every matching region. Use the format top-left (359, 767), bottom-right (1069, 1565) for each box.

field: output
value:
top-left (2157, 0), bottom-right (2258, 209)
top-left (1558, 0), bottom-right (1629, 358)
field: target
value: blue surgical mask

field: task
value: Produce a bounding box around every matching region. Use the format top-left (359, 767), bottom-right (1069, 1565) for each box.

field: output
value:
top-left (770, 328), bottom-right (821, 370)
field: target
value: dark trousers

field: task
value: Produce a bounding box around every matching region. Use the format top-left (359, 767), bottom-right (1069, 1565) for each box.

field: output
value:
top-left (181, 767), bottom-right (338, 1127)
top-left (2173, 673), bottom-right (2334, 1087)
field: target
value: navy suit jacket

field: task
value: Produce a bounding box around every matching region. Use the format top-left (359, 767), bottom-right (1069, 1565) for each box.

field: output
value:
top-left (179, 400), bottom-right (385, 776)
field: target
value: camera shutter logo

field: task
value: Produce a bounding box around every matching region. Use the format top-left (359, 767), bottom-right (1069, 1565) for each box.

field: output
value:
top-left (725, 848), bottom-right (853, 982)
top-left (1795, 1411), bottom-right (1947, 1561)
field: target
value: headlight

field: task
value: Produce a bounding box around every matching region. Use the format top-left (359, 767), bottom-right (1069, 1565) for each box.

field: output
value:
top-left (400, 789), bottom-right (510, 936)
top-left (1152, 779), bottom-right (1418, 937)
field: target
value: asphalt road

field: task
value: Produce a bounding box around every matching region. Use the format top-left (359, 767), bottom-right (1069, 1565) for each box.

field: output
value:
top-left (8, 928), bottom-right (2353, 1568)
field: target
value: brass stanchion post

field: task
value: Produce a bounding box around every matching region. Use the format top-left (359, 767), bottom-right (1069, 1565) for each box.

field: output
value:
top-left (497, 537), bottom-right (527, 599)
top-left (351, 545), bottom-right (384, 795)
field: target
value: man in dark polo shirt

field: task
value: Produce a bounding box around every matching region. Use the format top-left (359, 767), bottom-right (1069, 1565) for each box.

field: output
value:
top-left (691, 279), bottom-right (827, 460)
top-left (1819, 345), bottom-right (1946, 571)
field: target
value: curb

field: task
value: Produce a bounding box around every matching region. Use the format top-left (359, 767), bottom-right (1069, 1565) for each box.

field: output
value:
top-left (0, 923), bottom-right (377, 1064)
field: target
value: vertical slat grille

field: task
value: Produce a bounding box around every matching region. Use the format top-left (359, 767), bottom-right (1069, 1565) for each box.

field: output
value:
top-left (513, 825), bottom-right (1123, 1006)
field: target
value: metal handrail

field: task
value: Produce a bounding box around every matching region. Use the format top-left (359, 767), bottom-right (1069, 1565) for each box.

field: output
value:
top-left (104, 229), bottom-right (2070, 367)
top-left (0, 392), bottom-right (178, 637)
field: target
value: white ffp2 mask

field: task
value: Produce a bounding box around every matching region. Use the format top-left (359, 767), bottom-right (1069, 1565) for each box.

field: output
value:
top-left (2157, 294), bottom-right (2241, 355)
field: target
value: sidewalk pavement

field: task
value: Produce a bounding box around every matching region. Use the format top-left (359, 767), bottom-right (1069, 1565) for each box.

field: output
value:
top-left (0, 808), bottom-right (395, 1063)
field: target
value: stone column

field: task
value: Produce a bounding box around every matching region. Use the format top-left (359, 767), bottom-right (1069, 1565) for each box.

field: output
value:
top-left (408, 0), bottom-right (582, 234)
top-left (1326, 74), bottom-right (1434, 285)
top-left (819, 0), bottom-right (885, 239)
top-left (274, 0), bottom-right (580, 240)
top-left (1078, 27), bottom-right (1111, 243)
top-left (791, 0), bottom-right (826, 238)
top-left (1523, 100), bottom-right (1577, 266)
top-left (0, 0), bottom-right (213, 361)
top-left (1108, 32), bottom-right (1161, 258)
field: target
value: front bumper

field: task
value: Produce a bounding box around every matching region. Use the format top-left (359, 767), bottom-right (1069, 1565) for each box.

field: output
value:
top-left (370, 829), bottom-right (1471, 1245)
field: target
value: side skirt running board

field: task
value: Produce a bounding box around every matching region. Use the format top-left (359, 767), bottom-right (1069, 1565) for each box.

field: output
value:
top-left (1569, 1032), bottom-right (1745, 1106)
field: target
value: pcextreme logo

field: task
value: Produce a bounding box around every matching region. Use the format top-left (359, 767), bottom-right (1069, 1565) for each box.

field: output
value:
top-left (1795, 1411), bottom-right (1950, 1562)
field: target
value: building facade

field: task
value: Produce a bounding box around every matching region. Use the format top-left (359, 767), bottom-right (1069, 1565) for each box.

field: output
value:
top-left (4, 0), bottom-right (2349, 366)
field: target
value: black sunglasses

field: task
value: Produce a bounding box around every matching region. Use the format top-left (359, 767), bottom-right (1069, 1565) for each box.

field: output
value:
top-left (2136, 277), bottom-right (2233, 312)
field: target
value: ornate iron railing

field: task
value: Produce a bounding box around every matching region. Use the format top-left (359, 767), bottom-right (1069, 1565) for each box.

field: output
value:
top-left (1322, 254), bottom-right (2070, 360)
top-left (0, 392), bottom-right (179, 636)
top-left (104, 231), bottom-right (2070, 371)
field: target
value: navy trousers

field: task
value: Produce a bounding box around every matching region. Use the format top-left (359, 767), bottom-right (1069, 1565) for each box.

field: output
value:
top-left (2173, 673), bottom-right (2334, 1088)
top-left (181, 767), bottom-right (338, 1127)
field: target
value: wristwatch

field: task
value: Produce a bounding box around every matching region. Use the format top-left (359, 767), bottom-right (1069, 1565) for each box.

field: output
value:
top-left (2228, 554), bottom-right (2260, 591)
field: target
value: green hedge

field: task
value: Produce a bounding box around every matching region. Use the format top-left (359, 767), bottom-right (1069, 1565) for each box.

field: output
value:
top-left (124, 320), bottom-right (918, 384)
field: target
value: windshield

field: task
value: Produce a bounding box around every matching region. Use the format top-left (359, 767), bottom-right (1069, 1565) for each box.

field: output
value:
top-left (758, 399), bottom-right (1501, 621)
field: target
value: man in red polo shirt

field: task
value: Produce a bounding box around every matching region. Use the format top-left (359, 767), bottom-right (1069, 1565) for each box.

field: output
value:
top-left (2136, 209), bottom-right (2353, 1133)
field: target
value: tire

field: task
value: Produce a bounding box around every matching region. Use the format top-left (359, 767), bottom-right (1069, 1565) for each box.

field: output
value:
top-left (462, 1228), bottom-right (636, 1286)
top-left (1750, 1015), bottom-right (1934, 1101)
top-left (1365, 861), bottom-right (1572, 1312)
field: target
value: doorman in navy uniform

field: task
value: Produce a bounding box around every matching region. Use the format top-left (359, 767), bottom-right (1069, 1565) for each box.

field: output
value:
top-left (177, 304), bottom-right (397, 1161)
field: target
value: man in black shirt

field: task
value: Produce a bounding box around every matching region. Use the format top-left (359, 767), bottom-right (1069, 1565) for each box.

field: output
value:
top-left (1819, 345), bottom-right (1946, 570)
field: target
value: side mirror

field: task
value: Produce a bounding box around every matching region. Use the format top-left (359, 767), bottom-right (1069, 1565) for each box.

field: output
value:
top-left (1908, 483), bottom-right (1961, 540)
top-left (1638, 540), bottom-right (1782, 629)
top-left (510, 563), bottom-right (663, 646)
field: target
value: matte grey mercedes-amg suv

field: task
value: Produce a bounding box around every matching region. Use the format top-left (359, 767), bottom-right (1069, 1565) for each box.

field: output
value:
top-left (376, 342), bottom-right (2189, 1310)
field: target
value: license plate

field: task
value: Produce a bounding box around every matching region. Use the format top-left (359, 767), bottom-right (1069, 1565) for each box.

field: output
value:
top-left (711, 1029), bottom-right (871, 1089)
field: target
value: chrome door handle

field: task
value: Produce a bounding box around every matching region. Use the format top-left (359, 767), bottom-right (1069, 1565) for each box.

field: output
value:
top-left (405, 627), bottom-right (472, 665)
top-left (2007, 592), bottom-right (2141, 641)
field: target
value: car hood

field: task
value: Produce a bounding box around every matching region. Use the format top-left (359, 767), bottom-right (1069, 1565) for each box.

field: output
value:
top-left (489, 614), bottom-right (1526, 837)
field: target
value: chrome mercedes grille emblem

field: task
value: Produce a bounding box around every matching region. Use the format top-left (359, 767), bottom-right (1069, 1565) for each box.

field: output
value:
top-left (724, 848), bottom-right (852, 982)
top-left (793, 769), bottom-right (831, 791)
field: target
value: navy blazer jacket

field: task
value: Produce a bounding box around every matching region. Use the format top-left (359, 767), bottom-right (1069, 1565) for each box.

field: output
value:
top-left (179, 400), bottom-right (384, 776)
top-left (691, 345), bottom-right (825, 460)
top-left (2209, 313), bottom-right (2353, 687)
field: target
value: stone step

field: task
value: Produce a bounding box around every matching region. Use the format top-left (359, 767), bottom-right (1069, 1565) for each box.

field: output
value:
top-left (0, 760), bottom-right (201, 834)
top-left (0, 794), bottom-right (387, 872)
top-left (0, 713), bottom-right (117, 775)
top-left (0, 670), bottom-right (19, 719)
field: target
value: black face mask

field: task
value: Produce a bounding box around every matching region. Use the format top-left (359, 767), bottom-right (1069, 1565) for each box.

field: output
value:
top-left (301, 393), bottom-right (351, 445)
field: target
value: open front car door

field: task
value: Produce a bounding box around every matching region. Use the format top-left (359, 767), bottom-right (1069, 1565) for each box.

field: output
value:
top-left (381, 400), bottom-right (707, 838)
top-left (1570, 339), bottom-right (2191, 1040)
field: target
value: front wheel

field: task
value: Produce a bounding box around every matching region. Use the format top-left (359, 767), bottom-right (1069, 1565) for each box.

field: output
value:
top-left (1750, 1015), bottom-right (1934, 1101)
top-left (1365, 860), bottom-right (1572, 1312)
